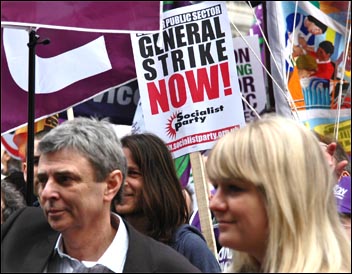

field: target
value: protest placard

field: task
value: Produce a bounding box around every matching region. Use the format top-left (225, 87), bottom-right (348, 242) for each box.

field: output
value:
top-left (131, 1), bottom-right (245, 158)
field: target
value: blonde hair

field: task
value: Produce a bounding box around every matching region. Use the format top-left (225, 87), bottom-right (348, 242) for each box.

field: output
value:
top-left (206, 114), bottom-right (351, 273)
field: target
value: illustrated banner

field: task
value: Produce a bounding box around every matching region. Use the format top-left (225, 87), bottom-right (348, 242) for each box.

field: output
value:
top-left (267, 1), bottom-right (351, 153)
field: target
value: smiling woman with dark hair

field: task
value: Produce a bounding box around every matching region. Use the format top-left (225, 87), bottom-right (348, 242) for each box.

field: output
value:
top-left (115, 133), bottom-right (221, 273)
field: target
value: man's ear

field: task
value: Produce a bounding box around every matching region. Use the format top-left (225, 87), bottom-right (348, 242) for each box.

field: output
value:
top-left (104, 170), bottom-right (123, 202)
top-left (22, 162), bottom-right (27, 182)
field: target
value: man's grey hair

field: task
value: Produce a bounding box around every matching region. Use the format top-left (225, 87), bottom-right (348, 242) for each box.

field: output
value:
top-left (38, 117), bottom-right (127, 202)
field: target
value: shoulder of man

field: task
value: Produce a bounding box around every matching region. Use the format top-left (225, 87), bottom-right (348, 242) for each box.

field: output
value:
top-left (2, 206), bottom-right (53, 239)
top-left (122, 220), bottom-right (201, 273)
top-left (2, 207), bottom-right (58, 273)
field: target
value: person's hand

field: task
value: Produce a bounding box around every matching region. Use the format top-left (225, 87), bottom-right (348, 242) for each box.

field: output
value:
top-left (322, 142), bottom-right (348, 178)
top-left (298, 36), bottom-right (307, 49)
top-left (292, 45), bottom-right (305, 58)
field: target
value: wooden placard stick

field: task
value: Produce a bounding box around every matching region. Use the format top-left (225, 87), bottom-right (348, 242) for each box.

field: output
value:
top-left (67, 107), bottom-right (74, 120)
top-left (190, 151), bottom-right (217, 258)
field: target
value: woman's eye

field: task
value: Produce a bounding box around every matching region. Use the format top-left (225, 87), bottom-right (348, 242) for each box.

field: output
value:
top-left (128, 170), bottom-right (142, 177)
top-left (227, 185), bottom-right (243, 192)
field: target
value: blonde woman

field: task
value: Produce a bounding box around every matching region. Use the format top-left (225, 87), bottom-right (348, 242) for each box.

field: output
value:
top-left (206, 114), bottom-right (351, 273)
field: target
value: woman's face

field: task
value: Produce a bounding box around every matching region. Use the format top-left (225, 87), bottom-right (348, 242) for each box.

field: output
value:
top-left (114, 148), bottom-right (144, 215)
top-left (210, 179), bottom-right (269, 263)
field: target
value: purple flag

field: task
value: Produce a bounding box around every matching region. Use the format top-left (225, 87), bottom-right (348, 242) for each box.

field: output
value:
top-left (59, 79), bottom-right (140, 126)
top-left (1, 1), bottom-right (161, 33)
top-left (1, 27), bottom-right (138, 134)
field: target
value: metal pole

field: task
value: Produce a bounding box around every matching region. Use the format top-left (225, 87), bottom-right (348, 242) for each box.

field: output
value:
top-left (26, 29), bottom-right (50, 205)
top-left (26, 29), bottom-right (37, 205)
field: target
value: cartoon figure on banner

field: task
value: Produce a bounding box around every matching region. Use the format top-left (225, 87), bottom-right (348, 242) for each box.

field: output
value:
top-left (285, 12), bottom-right (328, 72)
top-left (310, 40), bottom-right (335, 80)
top-left (286, 13), bottom-right (328, 57)
top-left (294, 40), bottom-right (337, 109)
top-left (295, 39), bottom-right (351, 110)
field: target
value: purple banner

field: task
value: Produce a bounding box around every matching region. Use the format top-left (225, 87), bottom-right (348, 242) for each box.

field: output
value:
top-left (1, 27), bottom-right (137, 134)
top-left (59, 79), bottom-right (140, 126)
top-left (1, 1), bottom-right (161, 33)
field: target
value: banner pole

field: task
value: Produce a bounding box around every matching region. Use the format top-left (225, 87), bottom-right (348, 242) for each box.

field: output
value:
top-left (66, 107), bottom-right (75, 120)
top-left (190, 151), bottom-right (217, 258)
top-left (26, 29), bottom-right (50, 205)
top-left (25, 29), bottom-right (38, 205)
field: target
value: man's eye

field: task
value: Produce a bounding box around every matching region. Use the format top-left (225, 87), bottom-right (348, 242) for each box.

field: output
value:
top-left (33, 156), bottom-right (40, 165)
top-left (56, 175), bottom-right (71, 184)
top-left (37, 175), bottom-right (48, 185)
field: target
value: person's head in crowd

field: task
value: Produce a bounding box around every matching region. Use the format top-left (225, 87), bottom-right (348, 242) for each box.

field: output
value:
top-left (334, 176), bottom-right (351, 240)
top-left (22, 129), bottom-right (52, 196)
top-left (1, 150), bottom-right (22, 177)
top-left (37, 117), bottom-right (127, 220)
top-left (115, 133), bottom-right (188, 243)
top-left (183, 184), bottom-right (194, 219)
top-left (14, 114), bottom-right (59, 163)
top-left (11, 115), bottom-right (59, 204)
top-left (206, 114), bottom-right (351, 272)
top-left (296, 54), bottom-right (317, 78)
top-left (2, 117), bottom-right (201, 273)
top-left (317, 40), bottom-right (335, 61)
top-left (1, 179), bottom-right (26, 224)
top-left (3, 170), bottom-right (27, 200)
top-left (114, 133), bottom-right (221, 272)
top-left (306, 15), bottom-right (328, 35)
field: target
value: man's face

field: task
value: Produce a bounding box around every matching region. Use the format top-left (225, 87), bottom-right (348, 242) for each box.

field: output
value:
top-left (1, 150), bottom-right (10, 176)
top-left (22, 139), bottom-right (41, 195)
top-left (36, 148), bottom-right (108, 233)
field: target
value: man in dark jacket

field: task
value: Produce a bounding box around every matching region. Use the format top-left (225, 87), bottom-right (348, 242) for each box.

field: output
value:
top-left (1, 117), bottom-right (200, 273)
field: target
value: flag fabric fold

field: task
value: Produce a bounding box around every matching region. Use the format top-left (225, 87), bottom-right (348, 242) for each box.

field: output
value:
top-left (1, 1), bottom-right (162, 33)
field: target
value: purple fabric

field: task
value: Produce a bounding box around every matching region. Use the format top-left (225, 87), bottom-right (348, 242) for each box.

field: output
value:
top-left (1, 27), bottom-right (137, 134)
top-left (1, 1), bottom-right (162, 134)
top-left (334, 176), bottom-right (351, 214)
top-left (1, 2), bottom-right (161, 32)
top-left (59, 79), bottom-right (139, 126)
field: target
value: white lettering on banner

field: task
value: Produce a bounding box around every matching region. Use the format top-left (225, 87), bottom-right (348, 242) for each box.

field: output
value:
top-left (93, 85), bottom-right (140, 105)
top-left (167, 125), bottom-right (239, 152)
top-left (3, 28), bottom-right (112, 94)
top-left (334, 184), bottom-right (348, 199)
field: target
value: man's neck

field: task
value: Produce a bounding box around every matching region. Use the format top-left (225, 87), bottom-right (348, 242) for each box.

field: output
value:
top-left (61, 216), bottom-right (118, 261)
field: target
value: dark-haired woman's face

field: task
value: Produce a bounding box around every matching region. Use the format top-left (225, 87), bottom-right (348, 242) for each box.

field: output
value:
top-left (115, 148), bottom-right (144, 215)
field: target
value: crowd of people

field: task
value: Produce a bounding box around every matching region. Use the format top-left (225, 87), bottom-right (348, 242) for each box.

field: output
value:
top-left (1, 114), bottom-right (350, 273)
top-left (1, 1), bottom-right (350, 272)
